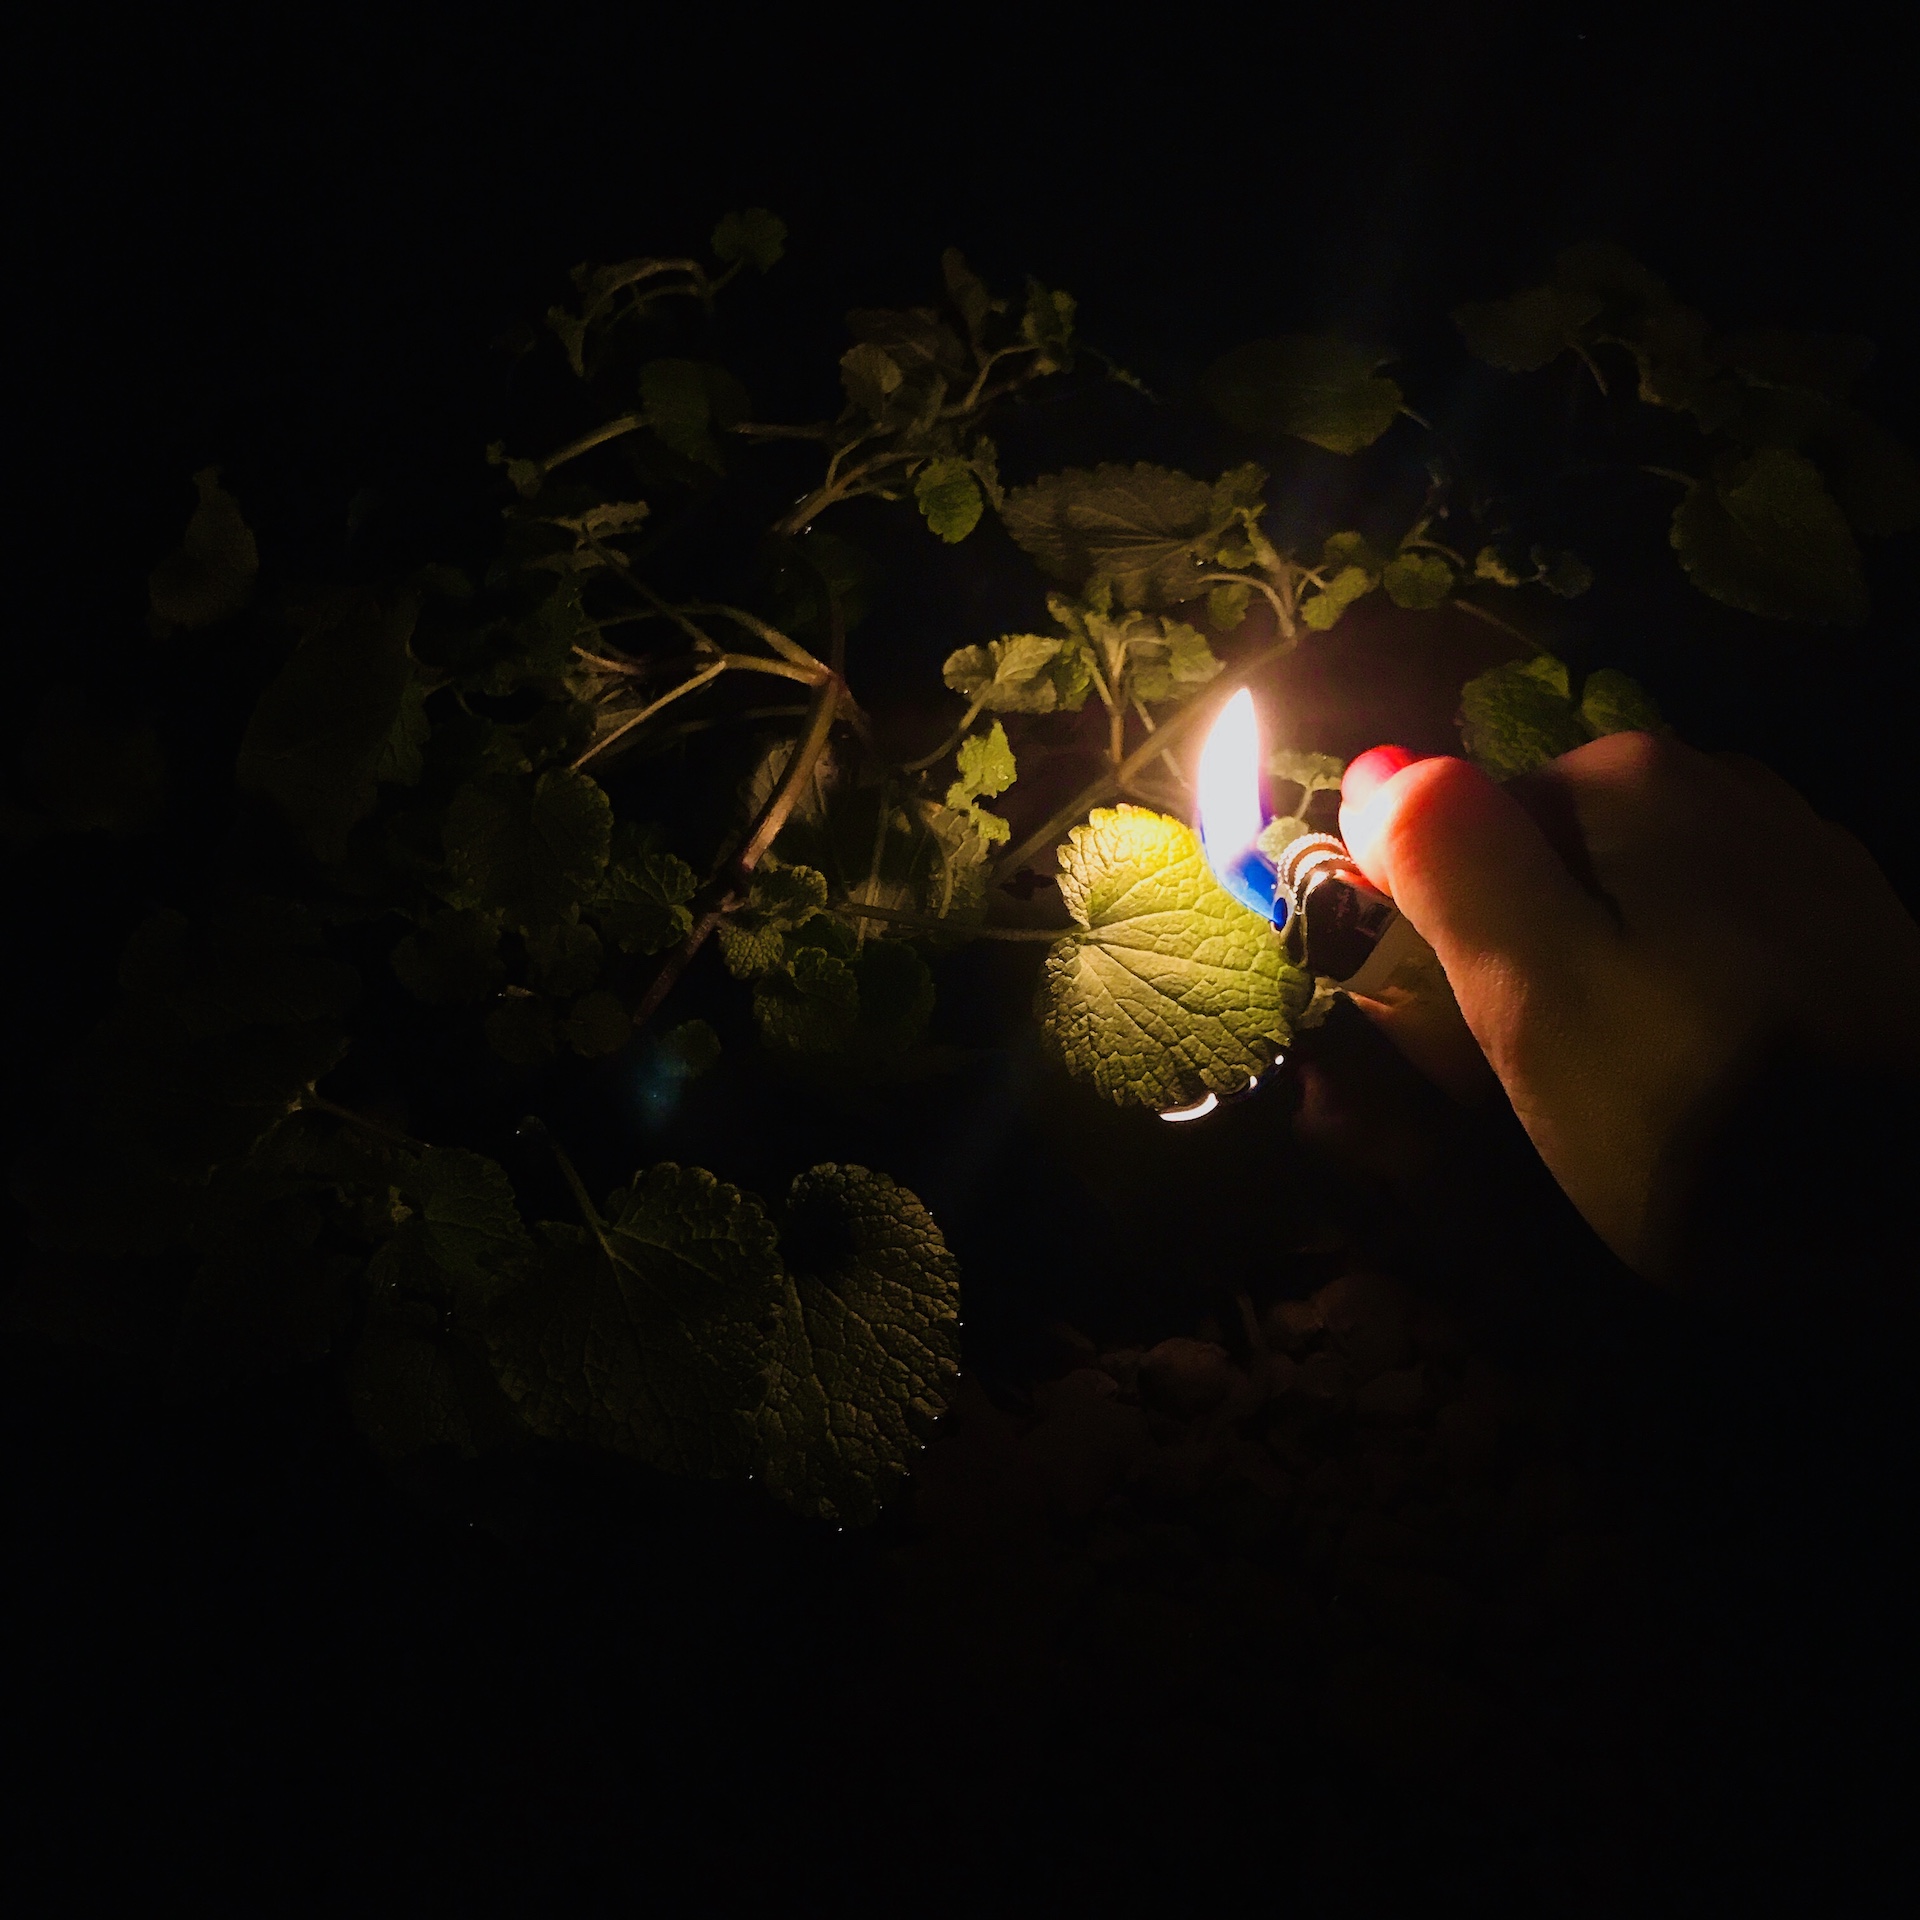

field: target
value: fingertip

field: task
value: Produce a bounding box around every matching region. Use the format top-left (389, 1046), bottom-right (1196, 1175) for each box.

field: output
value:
top-left (1341, 745), bottom-right (1421, 812)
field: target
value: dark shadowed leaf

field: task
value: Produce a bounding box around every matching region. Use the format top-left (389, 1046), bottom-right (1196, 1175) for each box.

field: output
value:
top-left (1200, 337), bottom-right (1402, 454)
top-left (150, 468), bottom-right (258, 631)
top-left (756, 1166), bottom-right (961, 1524)
top-left (237, 595), bottom-right (417, 860)
top-left (1670, 450), bottom-right (1868, 625)
top-left (1001, 463), bottom-right (1224, 607)
top-left (488, 1166), bottom-right (785, 1478)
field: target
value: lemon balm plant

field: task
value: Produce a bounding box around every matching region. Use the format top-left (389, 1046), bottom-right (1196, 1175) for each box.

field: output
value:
top-left (13, 216), bottom-right (1917, 1522)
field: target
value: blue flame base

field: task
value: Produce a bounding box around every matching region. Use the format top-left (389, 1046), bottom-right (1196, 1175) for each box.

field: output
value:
top-left (1205, 839), bottom-right (1287, 929)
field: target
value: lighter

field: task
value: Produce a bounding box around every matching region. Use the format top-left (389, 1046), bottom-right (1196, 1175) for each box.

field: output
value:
top-left (1163, 690), bottom-right (1439, 1121)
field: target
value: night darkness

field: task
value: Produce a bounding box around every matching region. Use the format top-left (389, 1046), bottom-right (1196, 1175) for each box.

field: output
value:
top-left (9, 7), bottom-right (1919, 1909)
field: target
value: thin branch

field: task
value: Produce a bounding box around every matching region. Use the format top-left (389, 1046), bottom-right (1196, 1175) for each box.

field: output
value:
top-left (573, 646), bottom-right (650, 675)
top-left (683, 602), bottom-right (824, 671)
top-left (536, 411), bottom-right (644, 476)
top-left (587, 540), bottom-right (720, 652)
top-left (729, 420), bottom-right (835, 441)
top-left (629, 672), bottom-right (845, 1034)
top-left (299, 1093), bottom-right (425, 1154)
top-left (1199, 568), bottom-right (1292, 634)
top-left (572, 661), bottom-right (728, 770)
top-left (1573, 342), bottom-right (1610, 396)
top-left (831, 898), bottom-right (1062, 941)
top-left (902, 696), bottom-right (988, 774)
top-left (990, 636), bottom-right (1299, 884)
top-left (1453, 597), bottom-right (1535, 646)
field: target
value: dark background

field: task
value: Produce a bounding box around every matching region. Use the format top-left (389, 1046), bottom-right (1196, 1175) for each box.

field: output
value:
top-left (7, 4), bottom-right (1917, 1907)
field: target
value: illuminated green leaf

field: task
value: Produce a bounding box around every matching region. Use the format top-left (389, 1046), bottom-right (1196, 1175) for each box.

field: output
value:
top-left (1041, 806), bottom-right (1309, 1109)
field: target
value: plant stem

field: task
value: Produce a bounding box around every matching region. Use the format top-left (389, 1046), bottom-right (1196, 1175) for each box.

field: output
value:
top-left (901, 696), bottom-right (987, 774)
top-left (572, 661), bottom-right (728, 770)
top-left (1453, 597), bottom-right (1535, 646)
top-left (989, 637), bottom-right (1297, 885)
top-left (683, 602), bottom-right (824, 671)
top-left (831, 899), bottom-right (1062, 941)
top-left (538, 412), bottom-right (643, 476)
top-left (300, 1093), bottom-right (424, 1153)
top-left (629, 671), bottom-right (845, 1034)
top-left (729, 420), bottom-right (834, 441)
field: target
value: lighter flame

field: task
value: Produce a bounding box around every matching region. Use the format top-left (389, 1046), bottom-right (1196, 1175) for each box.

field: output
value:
top-left (1197, 687), bottom-right (1263, 863)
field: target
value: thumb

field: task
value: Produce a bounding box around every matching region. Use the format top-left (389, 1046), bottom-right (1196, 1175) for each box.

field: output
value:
top-left (1339, 752), bottom-right (1607, 987)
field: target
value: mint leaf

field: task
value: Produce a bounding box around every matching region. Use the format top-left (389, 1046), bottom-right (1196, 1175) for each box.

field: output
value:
top-left (947, 722), bottom-right (1015, 807)
top-left (1578, 668), bottom-right (1666, 738)
top-left (489, 1166), bottom-right (786, 1479)
top-left (392, 1146), bottom-right (533, 1305)
top-left (149, 468), bottom-right (259, 631)
top-left (236, 595), bottom-right (416, 861)
top-left (1670, 449), bottom-right (1868, 625)
top-left (1452, 285), bottom-right (1602, 372)
top-left (1127, 618), bottom-right (1223, 705)
top-left (1200, 336), bottom-right (1403, 455)
top-left (840, 341), bottom-right (903, 420)
top-left (391, 909), bottom-right (506, 1005)
top-left (1207, 582), bottom-right (1251, 631)
top-left (1456, 656), bottom-right (1588, 777)
top-left (1456, 654), bottom-right (1662, 777)
top-left (711, 207), bottom-right (786, 272)
top-left (1267, 749), bottom-right (1345, 801)
top-left (641, 359), bottom-right (748, 471)
top-left (945, 721), bottom-right (1016, 847)
top-left (718, 862), bottom-right (828, 979)
top-left (915, 459), bottom-right (984, 542)
top-left (1020, 279), bottom-right (1076, 372)
top-left (754, 945), bottom-right (861, 1053)
top-left (590, 832), bottom-right (696, 956)
top-left (1000, 463), bottom-right (1230, 608)
top-left (442, 767), bottom-right (613, 931)
top-left (1041, 806), bottom-right (1309, 1109)
top-left (756, 1166), bottom-right (961, 1525)
top-left (942, 634), bottom-right (1076, 714)
top-left (1381, 552), bottom-right (1454, 609)
top-left (1301, 564), bottom-right (1376, 631)
top-left (942, 247), bottom-right (995, 342)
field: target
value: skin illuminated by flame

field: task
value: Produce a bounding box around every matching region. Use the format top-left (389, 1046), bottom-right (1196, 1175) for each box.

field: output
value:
top-left (1197, 687), bottom-right (1263, 862)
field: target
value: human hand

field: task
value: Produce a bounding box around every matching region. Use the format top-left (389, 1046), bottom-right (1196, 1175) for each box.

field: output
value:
top-left (1337, 733), bottom-right (1920, 1277)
